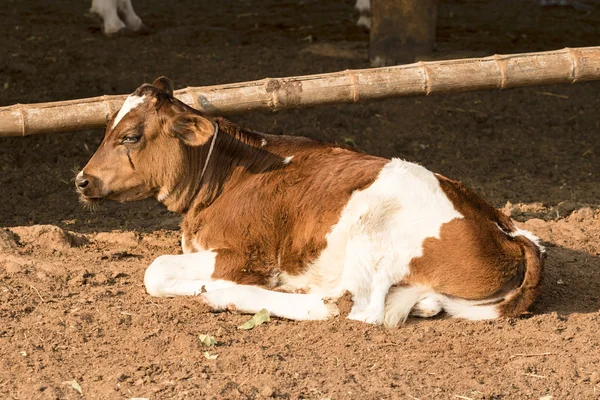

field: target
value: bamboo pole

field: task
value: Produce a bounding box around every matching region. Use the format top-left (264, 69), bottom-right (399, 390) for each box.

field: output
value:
top-left (1, 46), bottom-right (600, 137)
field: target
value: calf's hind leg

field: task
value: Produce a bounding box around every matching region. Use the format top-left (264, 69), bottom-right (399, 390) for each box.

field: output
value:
top-left (144, 250), bottom-right (235, 297)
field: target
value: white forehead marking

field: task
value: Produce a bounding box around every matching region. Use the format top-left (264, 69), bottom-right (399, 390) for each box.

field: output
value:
top-left (112, 95), bottom-right (146, 129)
top-left (283, 156), bottom-right (293, 164)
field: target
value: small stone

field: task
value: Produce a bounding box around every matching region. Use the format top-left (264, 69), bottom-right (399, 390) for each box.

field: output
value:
top-left (591, 371), bottom-right (599, 384)
top-left (96, 231), bottom-right (139, 247)
top-left (36, 261), bottom-right (67, 276)
top-left (260, 386), bottom-right (274, 397)
top-left (568, 207), bottom-right (595, 222)
top-left (556, 201), bottom-right (577, 218)
top-left (4, 261), bottom-right (22, 274)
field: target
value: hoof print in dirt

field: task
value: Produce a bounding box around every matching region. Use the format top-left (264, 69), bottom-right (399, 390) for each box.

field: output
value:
top-left (10, 225), bottom-right (86, 252)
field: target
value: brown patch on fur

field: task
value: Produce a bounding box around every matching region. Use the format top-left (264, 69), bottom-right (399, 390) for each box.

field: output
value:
top-left (435, 174), bottom-right (516, 232)
top-left (406, 217), bottom-right (523, 299)
top-left (185, 119), bottom-right (387, 284)
top-left (406, 175), bottom-right (543, 315)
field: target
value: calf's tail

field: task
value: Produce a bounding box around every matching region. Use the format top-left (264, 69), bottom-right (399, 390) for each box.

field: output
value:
top-left (440, 231), bottom-right (544, 321)
top-left (495, 233), bottom-right (544, 317)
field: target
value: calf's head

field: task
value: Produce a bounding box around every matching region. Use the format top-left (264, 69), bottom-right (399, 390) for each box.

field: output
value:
top-left (76, 77), bottom-right (217, 206)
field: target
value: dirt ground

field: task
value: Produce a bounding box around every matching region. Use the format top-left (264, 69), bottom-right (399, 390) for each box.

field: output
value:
top-left (1, 0), bottom-right (599, 398)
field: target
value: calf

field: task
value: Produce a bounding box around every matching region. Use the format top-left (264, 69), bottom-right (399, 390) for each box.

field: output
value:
top-left (76, 77), bottom-right (544, 326)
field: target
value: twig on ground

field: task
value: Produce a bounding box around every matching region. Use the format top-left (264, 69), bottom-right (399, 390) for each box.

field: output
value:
top-left (29, 285), bottom-right (44, 302)
top-left (376, 342), bottom-right (402, 347)
top-left (535, 91), bottom-right (569, 99)
top-left (509, 352), bottom-right (555, 359)
top-left (524, 373), bottom-right (547, 379)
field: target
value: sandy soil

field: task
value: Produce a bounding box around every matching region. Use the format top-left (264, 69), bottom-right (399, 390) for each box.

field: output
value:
top-left (1, 0), bottom-right (599, 398)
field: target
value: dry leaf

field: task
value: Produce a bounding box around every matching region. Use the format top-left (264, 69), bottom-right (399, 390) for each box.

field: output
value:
top-left (237, 308), bottom-right (270, 330)
top-left (198, 334), bottom-right (217, 347)
top-left (203, 351), bottom-right (218, 360)
top-left (63, 380), bottom-right (83, 395)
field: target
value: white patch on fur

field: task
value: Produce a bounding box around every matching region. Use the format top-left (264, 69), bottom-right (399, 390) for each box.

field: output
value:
top-left (157, 189), bottom-right (170, 202)
top-left (281, 158), bottom-right (462, 324)
top-left (192, 239), bottom-right (208, 253)
top-left (181, 234), bottom-right (192, 254)
top-left (180, 233), bottom-right (208, 254)
top-left (144, 250), bottom-right (225, 297)
top-left (283, 156), bottom-right (294, 165)
top-left (261, 138), bottom-right (268, 147)
top-left (112, 94), bottom-right (146, 129)
top-left (201, 286), bottom-right (339, 320)
top-left (438, 295), bottom-right (500, 321)
top-left (510, 227), bottom-right (545, 253)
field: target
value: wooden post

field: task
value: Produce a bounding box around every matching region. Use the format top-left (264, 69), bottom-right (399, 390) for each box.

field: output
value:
top-left (370, 0), bottom-right (438, 67)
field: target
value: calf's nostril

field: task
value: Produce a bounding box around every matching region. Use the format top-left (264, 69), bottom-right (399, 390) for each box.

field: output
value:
top-left (77, 178), bottom-right (89, 189)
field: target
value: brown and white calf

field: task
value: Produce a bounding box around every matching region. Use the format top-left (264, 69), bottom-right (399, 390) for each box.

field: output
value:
top-left (76, 77), bottom-right (544, 326)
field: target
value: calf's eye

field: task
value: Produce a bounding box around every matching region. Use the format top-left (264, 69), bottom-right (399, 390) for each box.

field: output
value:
top-left (122, 135), bottom-right (141, 144)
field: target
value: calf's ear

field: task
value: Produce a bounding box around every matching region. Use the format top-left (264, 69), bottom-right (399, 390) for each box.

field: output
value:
top-left (152, 76), bottom-right (174, 97)
top-left (168, 113), bottom-right (215, 146)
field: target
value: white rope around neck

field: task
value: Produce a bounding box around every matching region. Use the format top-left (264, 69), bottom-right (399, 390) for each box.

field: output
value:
top-left (200, 122), bottom-right (219, 182)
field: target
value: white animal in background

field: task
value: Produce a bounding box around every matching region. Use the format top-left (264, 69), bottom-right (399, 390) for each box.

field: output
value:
top-left (89, 0), bottom-right (148, 36)
top-left (89, 0), bottom-right (593, 37)
top-left (355, 0), bottom-right (372, 30)
top-left (90, 0), bottom-right (372, 37)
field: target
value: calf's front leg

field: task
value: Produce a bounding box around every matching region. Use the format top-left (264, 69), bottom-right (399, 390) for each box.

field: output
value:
top-left (144, 250), bottom-right (235, 297)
